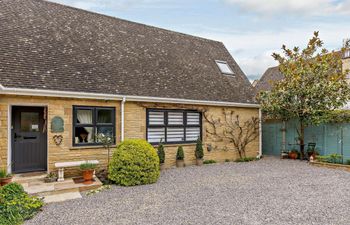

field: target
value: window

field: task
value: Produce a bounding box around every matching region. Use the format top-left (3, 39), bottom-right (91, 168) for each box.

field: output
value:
top-left (73, 106), bottom-right (115, 146)
top-left (215, 60), bottom-right (234, 75)
top-left (21, 112), bottom-right (39, 132)
top-left (146, 109), bottom-right (202, 144)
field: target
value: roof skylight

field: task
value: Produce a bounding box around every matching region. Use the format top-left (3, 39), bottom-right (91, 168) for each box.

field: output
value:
top-left (215, 60), bottom-right (234, 75)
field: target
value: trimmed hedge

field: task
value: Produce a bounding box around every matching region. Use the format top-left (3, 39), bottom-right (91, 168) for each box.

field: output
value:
top-left (108, 139), bottom-right (160, 186)
top-left (157, 141), bottom-right (165, 164)
top-left (176, 146), bottom-right (184, 160)
top-left (195, 138), bottom-right (204, 159)
top-left (0, 182), bottom-right (43, 225)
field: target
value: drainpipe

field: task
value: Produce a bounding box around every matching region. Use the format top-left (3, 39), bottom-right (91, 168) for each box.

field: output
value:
top-left (121, 97), bottom-right (126, 142)
top-left (258, 108), bottom-right (262, 158)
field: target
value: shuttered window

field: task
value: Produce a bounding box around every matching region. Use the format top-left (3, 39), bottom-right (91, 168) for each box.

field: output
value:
top-left (146, 109), bottom-right (202, 144)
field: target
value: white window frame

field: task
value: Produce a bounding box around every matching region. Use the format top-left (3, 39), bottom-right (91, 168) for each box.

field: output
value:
top-left (215, 60), bottom-right (234, 75)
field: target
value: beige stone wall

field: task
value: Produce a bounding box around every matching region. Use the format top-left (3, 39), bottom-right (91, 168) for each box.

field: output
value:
top-left (124, 102), bottom-right (260, 168)
top-left (0, 95), bottom-right (121, 176)
top-left (0, 95), bottom-right (260, 175)
top-left (342, 58), bottom-right (350, 98)
top-left (343, 58), bottom-right (350, 76)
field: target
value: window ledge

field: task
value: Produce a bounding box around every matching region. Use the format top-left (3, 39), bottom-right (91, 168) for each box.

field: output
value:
top-left (153, 143), bottom-right (197, 147)
top-left (70, 145), bottom-right (117, 150)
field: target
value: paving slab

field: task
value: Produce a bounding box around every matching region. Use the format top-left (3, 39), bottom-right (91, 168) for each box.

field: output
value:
top-left (44, 192), bottom-right (82, 203)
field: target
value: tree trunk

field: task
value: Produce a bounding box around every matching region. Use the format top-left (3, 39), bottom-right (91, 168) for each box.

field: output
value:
top-left (242, 148), bottom-right (246, 158)
top-left (237, 148), bottom-right (243, 159)
top-left (299, 121), bottom-right (305, 160)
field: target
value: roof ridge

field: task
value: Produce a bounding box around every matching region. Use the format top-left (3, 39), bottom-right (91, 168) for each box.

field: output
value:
top-left (42, 0), bottom-right (223, 45)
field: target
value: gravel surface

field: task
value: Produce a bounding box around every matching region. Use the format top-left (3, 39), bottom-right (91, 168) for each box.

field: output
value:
top-left (26, 157), bottom-right (350, 225)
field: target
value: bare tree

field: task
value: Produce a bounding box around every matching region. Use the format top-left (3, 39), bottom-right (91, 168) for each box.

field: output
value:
top-left (204, 109), bottom-right (259, 159)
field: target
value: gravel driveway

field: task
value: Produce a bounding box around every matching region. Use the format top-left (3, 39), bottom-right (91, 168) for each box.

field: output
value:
top-left (26, 157), bottom-right (350, 225)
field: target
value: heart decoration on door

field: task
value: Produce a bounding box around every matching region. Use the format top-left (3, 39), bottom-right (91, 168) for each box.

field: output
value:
top-left (53, 135), bottom-right (63, 146)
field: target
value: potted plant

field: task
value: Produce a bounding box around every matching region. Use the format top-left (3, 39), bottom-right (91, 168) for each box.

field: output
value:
top-left (44, 172), bottom-right (57, 183)
top-left (80, 162), bottom-right (97, 184)
top-left (307, 143), bottom-right (316, 158)
top-left (288, 149), bottom-right (299, 160)
top-left (0, 168), bottom-right (12, 186)
top-left (157, 140), bottom-right (166, 170)
top-left (195, 138), bottom-right (204, 166)
top-left (176, 146), bottom-right (185, 167)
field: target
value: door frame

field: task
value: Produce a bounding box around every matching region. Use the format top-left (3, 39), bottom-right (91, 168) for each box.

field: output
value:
top-left (8, 103), bottom-right (48, 174)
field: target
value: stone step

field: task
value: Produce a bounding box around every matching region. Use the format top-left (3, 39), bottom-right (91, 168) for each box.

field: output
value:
top-left (43, 191), bottom-right (82, 203)
top-left (13, 173), bottom-right (47, 184)
top-left (24, 177), bottom-right (102, 197)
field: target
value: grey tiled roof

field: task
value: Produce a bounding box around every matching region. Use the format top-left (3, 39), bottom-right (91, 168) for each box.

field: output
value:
top-left (255, 66), bottom-right (283, 92)
top-left (0, 0), bottom-right (256, 103)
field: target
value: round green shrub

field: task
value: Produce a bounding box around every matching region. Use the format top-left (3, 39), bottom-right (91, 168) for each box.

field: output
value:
top-left (108, 139), bottom-right (160, 186)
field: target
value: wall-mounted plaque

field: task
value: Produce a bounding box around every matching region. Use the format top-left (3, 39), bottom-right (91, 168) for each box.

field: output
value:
top-left (51, 116), bottom-right (64, 133)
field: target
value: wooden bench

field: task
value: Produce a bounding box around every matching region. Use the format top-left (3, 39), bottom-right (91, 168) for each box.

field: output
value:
top-left (55, 160), bottom-right (99, 182)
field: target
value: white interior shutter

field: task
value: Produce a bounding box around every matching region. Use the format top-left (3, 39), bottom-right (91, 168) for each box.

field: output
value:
top-left (187, 112), bottom-right (200, 125)
top-left (148, 111), bottom-right (164, 125)
top-left (168, 112), bottom-right (183, 125)
top-left (147, 127), bottom-right (165, 143)
top-left (186, 127), bottom-right (200, 141)
top-left (167, 127), bottom-right (184, 142)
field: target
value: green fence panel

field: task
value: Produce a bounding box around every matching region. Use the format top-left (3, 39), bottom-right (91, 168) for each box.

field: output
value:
top-left (262, 122), bottom-right (281, 156)
top-left (324, 124), bottom-right (341, 156)
top-left (342, 124), bottom-right (350, 163)
top-left (262, 121), bottom-right (350, 160)
top-left (305, 124), bottom-right (325, 155)
top-left (285, 119), bottom-right (298, 151)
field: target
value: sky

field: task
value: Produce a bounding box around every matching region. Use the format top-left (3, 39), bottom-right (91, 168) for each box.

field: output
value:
top-left (49, 0), bottom-right (350, 82)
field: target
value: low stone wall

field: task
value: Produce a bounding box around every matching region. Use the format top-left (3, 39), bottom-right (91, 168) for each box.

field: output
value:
top-left (310, 161), bottom-right (350, 172)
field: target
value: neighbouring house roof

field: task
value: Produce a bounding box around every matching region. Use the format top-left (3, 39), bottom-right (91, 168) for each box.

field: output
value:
top-left (254, 67), bottom-right (283, 92)
top-left (0, 0), bottom-right (256, 105)
top-left (255, 50), bottom-right (350, 93)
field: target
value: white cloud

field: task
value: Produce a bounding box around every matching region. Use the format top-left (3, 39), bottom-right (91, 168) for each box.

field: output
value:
top-left (194, 22), bottom-right (349, 78)
top-left (223, 0), bottom-right (350, 17)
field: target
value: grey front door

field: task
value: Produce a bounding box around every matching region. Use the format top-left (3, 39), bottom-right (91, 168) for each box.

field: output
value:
top-left (12, 106), bottom-right (47, 173)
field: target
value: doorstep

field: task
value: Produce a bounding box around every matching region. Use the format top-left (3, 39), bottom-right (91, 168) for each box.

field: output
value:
top-left (12, 174), bottom-right (102, 203)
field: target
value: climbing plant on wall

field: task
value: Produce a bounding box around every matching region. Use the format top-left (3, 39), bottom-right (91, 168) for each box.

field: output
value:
top-left (204, 109), bottom-right (259, 159)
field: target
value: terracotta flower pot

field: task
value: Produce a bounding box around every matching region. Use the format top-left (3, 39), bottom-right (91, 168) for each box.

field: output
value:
top-left (0, 176), bottom-right (12, 186)
top-left (196, 158), bottom-right (203, 166)
top-left (176, 160), bottom-right (185, 168)
top-left (288, 152), bottom-right (298, 160)
top-left (82, 169), bottom-right (94, 185)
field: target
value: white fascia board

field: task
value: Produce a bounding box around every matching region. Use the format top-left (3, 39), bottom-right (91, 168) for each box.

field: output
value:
top-left (0, 85), bottom-right (260, 108)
